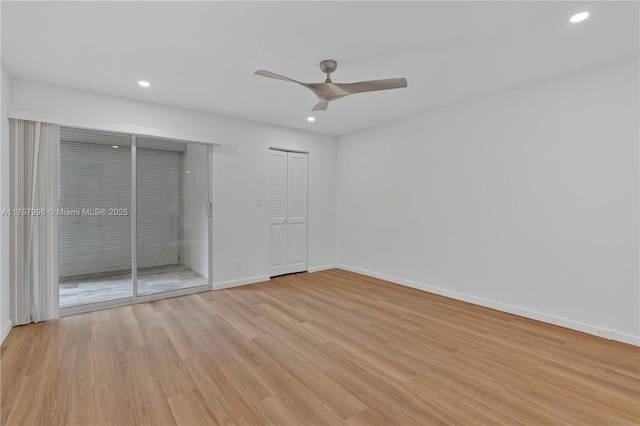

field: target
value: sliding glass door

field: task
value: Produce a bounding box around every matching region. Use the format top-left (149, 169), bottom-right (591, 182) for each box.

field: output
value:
top-left (58, 128), bottom-right (212, 312)
top-left (135, 138), bottom-right (210, 297)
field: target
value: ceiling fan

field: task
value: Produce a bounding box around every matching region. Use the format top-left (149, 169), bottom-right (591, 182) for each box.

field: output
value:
top-left (255, 59), bottom-right (408, 111)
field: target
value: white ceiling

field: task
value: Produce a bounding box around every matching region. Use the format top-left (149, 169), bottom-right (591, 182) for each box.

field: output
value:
top-left (2, 1), bottom-right (638, 136)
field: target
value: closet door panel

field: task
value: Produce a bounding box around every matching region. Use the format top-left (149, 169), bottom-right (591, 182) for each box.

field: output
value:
top-left (269, 149), bottom-right (288, 276)
top-left (287, 152), bottom-right (308, 273)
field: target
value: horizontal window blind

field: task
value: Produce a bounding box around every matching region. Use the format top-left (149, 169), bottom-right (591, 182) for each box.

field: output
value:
top-left (137, 148), bottom-right (181, 269)
top-left (59, 140), bottom-right (132, 277)
top-left (59, 129), bottom-right (182, 278)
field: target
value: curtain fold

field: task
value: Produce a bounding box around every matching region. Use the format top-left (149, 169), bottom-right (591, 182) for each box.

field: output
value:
top-left (10, 119), bottom-right (59, 325)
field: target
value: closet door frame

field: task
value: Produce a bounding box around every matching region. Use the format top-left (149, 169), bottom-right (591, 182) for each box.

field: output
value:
top-left (59, 129), bottom-right (214, 317)
top-left (268, 147), bottom-right (309, 278)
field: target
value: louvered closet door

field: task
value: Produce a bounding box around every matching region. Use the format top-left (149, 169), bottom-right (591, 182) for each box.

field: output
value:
top-left (269, 149), bottom-right (308, 277)
top-left (269, 150), bottom-right (288, 276)
top-left (286, 152), bottom-right (308, 274)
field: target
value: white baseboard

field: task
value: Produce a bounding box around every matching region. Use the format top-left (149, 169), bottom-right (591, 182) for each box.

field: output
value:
top-left (213, 275), bottom-right (270, 290)
top-left (614, 331), bottom-right (640, 346)
top-left (336, 264), bottom-right (639, 346)
top-left (1, 320), bottom-right (13, 345)
top-left (308, 264), bottom-right (338, 273)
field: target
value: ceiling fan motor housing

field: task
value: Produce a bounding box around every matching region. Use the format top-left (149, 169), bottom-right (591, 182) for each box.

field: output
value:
top-left (319, 59), bottom-right (337, 74)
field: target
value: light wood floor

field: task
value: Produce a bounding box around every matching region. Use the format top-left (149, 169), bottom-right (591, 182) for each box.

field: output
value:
top-left (2, 269), bottom-right (639, 425)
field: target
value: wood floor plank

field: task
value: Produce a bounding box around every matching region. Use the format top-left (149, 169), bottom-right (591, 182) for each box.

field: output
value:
top-left (251, 335), bottom-right (367, 419)
top-left (2, 269), bottom-right (638, 425)
top-left (167, 389), bottom-right (219, 426)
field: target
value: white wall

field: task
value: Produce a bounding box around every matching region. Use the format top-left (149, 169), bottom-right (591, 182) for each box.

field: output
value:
top-left (1, 66), bottom-right (12, 342)
top-left (337, 58), bottom-right (639, 345)
top-left (183, 143), bottom-right (210, 279)
top-left (9, 79), bottom-right (338, 289)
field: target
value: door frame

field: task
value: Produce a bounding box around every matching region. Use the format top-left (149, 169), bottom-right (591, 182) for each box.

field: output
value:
top-left (59, 128), bottom-right (214, 317)
top-left (268, 147), bottom-right (309, 278)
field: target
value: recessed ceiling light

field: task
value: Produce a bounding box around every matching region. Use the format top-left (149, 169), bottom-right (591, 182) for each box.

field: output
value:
top-left (138, 80), bottom-right (151, 87)
top-left (112, 145), bottom-right (119, 149)
top-left (570, 12), bottom-right (589, 23)
top-left (307, 116), bottom-right (316, 122)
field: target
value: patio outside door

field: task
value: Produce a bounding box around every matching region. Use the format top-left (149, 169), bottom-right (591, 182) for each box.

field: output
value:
top-left (58, 128), bottom-right (213, 314)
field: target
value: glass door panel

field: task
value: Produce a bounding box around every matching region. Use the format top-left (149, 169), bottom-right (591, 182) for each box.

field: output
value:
top-left (58, 128), bottom-right (133, 308)
top-left (136, 139), bottom-right (209, 296)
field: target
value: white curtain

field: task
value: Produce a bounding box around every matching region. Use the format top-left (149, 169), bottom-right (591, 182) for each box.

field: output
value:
top-left (10, 119), bottom-right (59, 325)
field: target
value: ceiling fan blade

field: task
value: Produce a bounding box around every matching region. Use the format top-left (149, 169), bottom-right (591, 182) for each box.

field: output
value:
top-left (334, 78), bottom-right (408, 95)
top-left (255, 70), bottom-right (324, 98)
top-left (312, 100), bottom-right (329, 111)
top-left (254, 70), bottom-right (301, 83)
